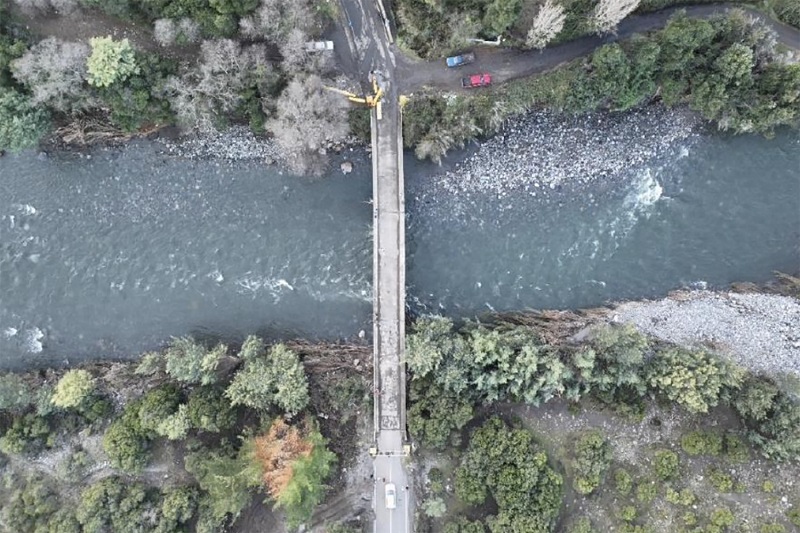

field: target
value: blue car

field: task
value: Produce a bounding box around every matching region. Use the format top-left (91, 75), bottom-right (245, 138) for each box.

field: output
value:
top-left (446, 52), bottom-right (476, 68)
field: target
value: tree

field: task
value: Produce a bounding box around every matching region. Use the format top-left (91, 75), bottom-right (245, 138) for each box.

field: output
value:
top-left (226, 342), bottom-right (309, 415)
top-left (455, 417), bottom-right (563, 528)
top-left (11, 0), bottom-right (77, 15)
top-left (586, 324), bottom-right (648, 396)
top-left (102, 408), bottom-right (150, 473)
top-left (406, 316), bottom-right (463, 380)
top-left (186, 386), bottom-right (237, 433)
top-left (86, 36), bottom-right (138, 87)
top-left (645, 347), bottom-right (744, 414)
top-left (0, 88), bottom-right (50, 152)
top-left (155, 403), bottom-right (191, 440)
top-left (238, 0), bottom-right (316, 41)
top-left (0, 373), bottom-right (33, 412)
top-left (572, 431), bottom-right (612, 494)
top-left (653, 449), bottom-right (680, 480)
top-left (11, 38), bottom-right (91, 112)
top-left (408, 378), bottom-right (474, 449)
top-left (265, 74), bottom-right (349, 176)
top-left (164, 336), bottom-right (227, 385)
top-left (51, 369), bottom-right (95, 409)
top-left (159, 486), bottom-right (198, 529)
top-left (592, 0), bottom-right (640, 34)
top-left (526, 0), bottom-right (566, 49)
top-left (184, 445), bottom-right (262, 526)
top-left (252, 418), bottom-right (336, 529)
top-left (482, 0), bottom-right (523, 36)
top-left (165, 39), bottom-right (272, 131)
top-left (76, 477), bottom-right (150, 532)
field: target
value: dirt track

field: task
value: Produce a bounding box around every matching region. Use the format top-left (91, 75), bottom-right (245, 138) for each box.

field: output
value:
top-left (395, 4), bottom-right (800, 92)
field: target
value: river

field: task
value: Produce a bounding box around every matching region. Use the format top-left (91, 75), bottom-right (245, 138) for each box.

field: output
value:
top-left (0, 127), bottom-right (798, 368)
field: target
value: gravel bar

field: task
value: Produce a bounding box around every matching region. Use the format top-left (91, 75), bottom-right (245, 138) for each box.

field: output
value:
top-left (611, 291), bottom-right (800, 376)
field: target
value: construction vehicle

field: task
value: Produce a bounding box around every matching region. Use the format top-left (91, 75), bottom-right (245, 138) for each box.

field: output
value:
top-left (324, 72), bottom-right (384, 108)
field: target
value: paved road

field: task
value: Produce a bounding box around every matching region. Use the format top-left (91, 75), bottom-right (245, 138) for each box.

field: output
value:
top-left (336, 0), bottom-right (412, 531)
top-left (396, 4), bottom-right (800, 91)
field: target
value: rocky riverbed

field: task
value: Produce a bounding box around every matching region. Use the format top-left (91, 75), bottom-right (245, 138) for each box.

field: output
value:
top-left (611, 290), bottom-right (800, 377)
top-left (409, 106), bottom-right (700, 216)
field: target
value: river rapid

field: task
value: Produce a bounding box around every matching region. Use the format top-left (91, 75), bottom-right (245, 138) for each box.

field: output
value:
top-left (0, 112), bottom-right (798, 368)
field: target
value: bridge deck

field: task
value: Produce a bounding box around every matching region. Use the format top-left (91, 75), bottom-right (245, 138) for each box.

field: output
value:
top-left (371, 100), bottom-right (406, 452)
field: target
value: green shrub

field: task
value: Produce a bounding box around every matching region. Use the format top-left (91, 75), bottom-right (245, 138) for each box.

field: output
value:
top-left (709, 507), bottom-right (735, 528)
top-left (615, 468), bottom-right (633, 495)
top-left (760, 524), bottom-right (786, 533)
top-left (786, 506), bottom-right (800, 526)
top-left (723, 434), bottom-right (749, 462)
top-left (616, 505), bottom-right (637, 522)
top-left (707, 467), bottom-right (734, 492)
top-left (422, 496), bottom-right (447, 518)
top-left (653, 449), bottom-right (679, 480)
top-left (572, 430), bottom-right (612, 495)
top-left (569, 517), bottom-right (593, 533)
top-left (762, 480), bottom-right (776, 493)
top-left (665, 487), bottom-right (695, 506)
top-left (681, 430), bottom-right (723, 456)
top-left (682, 511), bottom-right (698, 526)
top-left (636, 482), bottom-right (657, 504)
top-left (443, 518), bottom-right (487, 533)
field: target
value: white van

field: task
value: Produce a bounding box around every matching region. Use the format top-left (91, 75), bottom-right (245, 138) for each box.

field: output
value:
top-left (385, 483), bottom-right (396, 509)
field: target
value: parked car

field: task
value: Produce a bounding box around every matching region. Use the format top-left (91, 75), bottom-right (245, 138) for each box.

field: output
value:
top-left (385, 483), bottom-right (396, 509)
top-left (461, 73), bottom-right (492, 88)
top-left (305, 40), bottom-right (334, 52)
top-left (446, 52), bottom-right (475, 68)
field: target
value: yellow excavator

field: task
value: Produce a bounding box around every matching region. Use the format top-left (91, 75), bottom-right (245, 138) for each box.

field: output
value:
top-left (324, 73), bottom-right (385, 118)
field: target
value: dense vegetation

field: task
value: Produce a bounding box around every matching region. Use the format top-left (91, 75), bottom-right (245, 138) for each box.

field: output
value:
top-left (404, 10), bottom-right (800, 161)
top-left (407, 315), bottom-right (800, 531)
top-left (394, 0), bottom-right (799, 60)
top-left (0, 0), bottom-right (350, 175)
top-left (0, 336), bottom-right (369, 532)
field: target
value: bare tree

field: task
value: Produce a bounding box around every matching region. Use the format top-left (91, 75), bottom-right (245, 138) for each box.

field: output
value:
top-left (154, 19), bottom-right (177, 47)
top-left (266, 75), bottom-right (349, 176)
top-left (155, 18), bottom-right (201, 46)
top-left (177, 18), bottom-right (201, 44)
top-left (12, 0), bottom-right (76, 14)
top-left (164, 39), bottom-right (273, 131)
top-left (592, 0), bottom-right (640, 34)
top-left (11, 38), bottom-right (92, 112)
top-left (279, 28), bottom-right (311, 73)
top-left (526, 0), bottom-right (566, 49)
top-left (239, 0), bottom-right (317, 41)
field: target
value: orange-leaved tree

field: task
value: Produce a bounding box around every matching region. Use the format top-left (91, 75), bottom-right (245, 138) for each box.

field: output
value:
top-left (252, 417), bottom-right (336, 528)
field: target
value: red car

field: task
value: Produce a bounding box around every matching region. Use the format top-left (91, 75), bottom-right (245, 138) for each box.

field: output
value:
top-left (462, 73), bottom-right (492, 88)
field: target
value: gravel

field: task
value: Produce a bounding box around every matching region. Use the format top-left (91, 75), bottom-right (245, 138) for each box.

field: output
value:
top-left (419, 105), bottom-right (700, 199)
top-left (611, 290), bottom-right (800, 376)
top-left (157, 126), bottom-right (284, 163)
